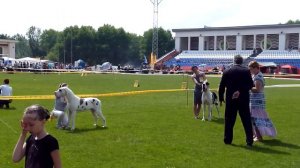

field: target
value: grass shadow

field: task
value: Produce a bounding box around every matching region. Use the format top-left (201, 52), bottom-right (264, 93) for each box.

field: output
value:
top-left (211, 117), bottom-right (224, 124)
top-left (230, 144), bottom-right (290, 155)
top-left (261, 139), bottom-right (300, 149)
top-left (242, 145), bottom-right (290, 155)
top-left (0, 107), bottom-right (16, 110)
top-left (229, 143), bottom-right (291, 155)
top-left (66, 126), bottom-right (108, 134)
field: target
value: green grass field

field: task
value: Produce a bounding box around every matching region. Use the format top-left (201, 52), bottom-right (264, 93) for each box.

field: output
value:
top-left (0, 72), bottom-right (300, 168)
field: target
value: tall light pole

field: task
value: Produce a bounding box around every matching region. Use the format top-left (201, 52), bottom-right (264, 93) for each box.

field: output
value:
top-left (63, 36), bottom-right (66, 66)
top-left (150, 0), bottom-right (163, 61)
top-left (64, 48), bottom-right (66, 66)
top-left (70, 31), bottom-right (73, 65)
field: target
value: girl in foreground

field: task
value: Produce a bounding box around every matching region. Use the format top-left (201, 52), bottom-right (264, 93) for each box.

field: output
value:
top-left (12, 104), bottom-right (62, 168)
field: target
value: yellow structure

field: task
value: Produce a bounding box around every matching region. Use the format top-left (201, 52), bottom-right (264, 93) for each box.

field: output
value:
top-left (181, 82), bottom-right (187, 89)
top-left (149, 52), bottom-right (157, 69)
top-left (134, 80), bottom-right (140, 87)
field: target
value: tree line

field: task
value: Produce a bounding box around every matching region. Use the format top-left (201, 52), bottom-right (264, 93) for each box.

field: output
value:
top-left (2, 20), bottom-right (299, 67)
top-left (0, 25), bottom-right (175, 66)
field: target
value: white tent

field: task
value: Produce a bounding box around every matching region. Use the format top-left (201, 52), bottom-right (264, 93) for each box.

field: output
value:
top-left (2, 56), bottom-right (15, 61)
top-left (258, 62), bottom-right (277, 67)
top-left (100, 62), bottom-right (112, 70)
top-left (16, 57), bottom-right (40, 63)
top-left (2, 57), bottom-right (16, 66)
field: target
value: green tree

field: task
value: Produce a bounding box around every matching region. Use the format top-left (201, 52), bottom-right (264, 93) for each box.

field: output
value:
top-left (40, 29), bottom-right (60, 54)
top-left (26, 26), bottom-right (45, 57)
top-left (0, 34), bottom-right (13, 40)
top-left (61, 26), bottom-right (80, 64)
top-left (96, 24), bottom-right (130, 65)
top-left (44, 31), bottom-right (65, 62)
top-left (13, 34), bottom-right (32, 58)
top-left (286, 19), bottom-right (300, 24)
top-left (27, 25), bottom-right (175, 67)
top-left (126, 33), bottom-right (144, 66)
top-left (75, 26), bottom-right (96, 65)
top-left (142, 27), bottom-right (174, 59)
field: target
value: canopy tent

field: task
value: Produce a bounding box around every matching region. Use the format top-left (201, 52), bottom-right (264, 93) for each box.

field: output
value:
top-left (258, 62), bottom-right (277, 67)
top-left (16, 57), bottom-right (40, 63)
top-left (258, 62), bottom-right (277, 74)
top-left (100, 62), bottom-right (112, 70)
top-left (281, 64), bottom-right (296, 69)
top-left (74, 59), bottom-right (86, 69)
top-left (40, 59), bottom-right (52, 63)
top-left (280, 64), bottom-right (298, 74)
top-left (2, 56), bottom-right (16, 61)
top-left (1, 56), bottom-right (16, 66)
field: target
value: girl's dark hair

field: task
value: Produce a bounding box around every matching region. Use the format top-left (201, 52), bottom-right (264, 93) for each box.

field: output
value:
top-left (24, 104), bottom-right (50, 121)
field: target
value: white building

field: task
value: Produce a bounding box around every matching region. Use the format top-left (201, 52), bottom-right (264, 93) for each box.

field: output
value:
top-left (172, 24), bottom-right (300, 52)
top-left (0, 39), bottom-right (17, 59)
top-left (160, 24), bottom-right (300, 73)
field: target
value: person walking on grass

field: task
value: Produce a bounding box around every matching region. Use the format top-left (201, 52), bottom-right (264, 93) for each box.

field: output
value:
top-left (51, 83), bottom-right (69, 129)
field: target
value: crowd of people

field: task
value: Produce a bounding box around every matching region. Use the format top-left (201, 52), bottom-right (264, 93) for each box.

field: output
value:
top-left (0, 59), bottom-right (79, 71)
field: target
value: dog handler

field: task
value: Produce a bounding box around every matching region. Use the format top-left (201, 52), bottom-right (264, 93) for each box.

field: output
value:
top-left (52, 83), bottom-right (68, 129)
top-left (12, 104), bottom-right (62, 168)
top-left (191, 66), bottom-right (206, 119)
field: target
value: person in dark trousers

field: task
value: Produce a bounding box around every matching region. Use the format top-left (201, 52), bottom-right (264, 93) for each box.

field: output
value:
top-left (191, 66), bottom-right (206, 119)
top-left (0, 78), bottom-right (13, 109)
top-left (218, 55), bottom-right (254, 146)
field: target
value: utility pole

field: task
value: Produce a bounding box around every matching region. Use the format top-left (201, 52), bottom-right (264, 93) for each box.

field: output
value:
top-left (70, 31), bottom-right (73, 65)
top-left (64, 48), bottom-right (66, 66)
top-left (150, 0), bottom-right (163, 62)
top-left (63, 36), bottom-right (66, 67)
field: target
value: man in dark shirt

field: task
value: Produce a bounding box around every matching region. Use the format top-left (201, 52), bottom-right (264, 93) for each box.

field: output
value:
top-left (218, 55), bottom-right (254, 146)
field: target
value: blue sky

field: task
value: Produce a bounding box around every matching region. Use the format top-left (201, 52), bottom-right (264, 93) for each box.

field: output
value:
top-left (1, 0), bottom-right (299, 36)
